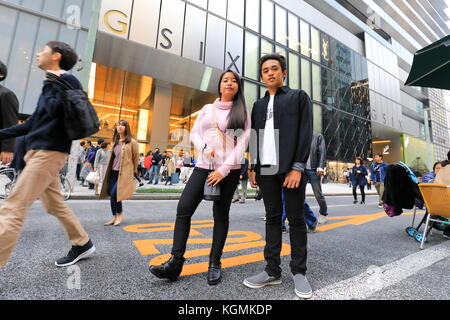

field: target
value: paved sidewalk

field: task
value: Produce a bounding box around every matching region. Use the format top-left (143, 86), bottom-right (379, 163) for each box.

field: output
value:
top-left (70, 180), bottom-right (378, 200)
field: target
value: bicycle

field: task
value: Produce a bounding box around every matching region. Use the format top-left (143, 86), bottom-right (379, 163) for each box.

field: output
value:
top-left (0, 167), bottom-right (17, 200)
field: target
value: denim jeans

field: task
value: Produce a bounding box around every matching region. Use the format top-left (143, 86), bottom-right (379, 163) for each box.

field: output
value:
top-left (108, 170), bottom-right (122, 216)
top-left (281, 189), bottom-right (317, 228)
top-left (305, 169), bottom-right (328, 216)
top-left (149, 165), bottom-right (160, 184)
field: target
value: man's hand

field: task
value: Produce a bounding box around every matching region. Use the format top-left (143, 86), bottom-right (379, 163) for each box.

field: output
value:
top-left (249, 171), bottom-right (258, 188)
top-left (207, 170), bottom-right (224, 187)
top-left (0, 152), bottom-right (13, 164)
top-left (283, 170), bottom-right (301, 189)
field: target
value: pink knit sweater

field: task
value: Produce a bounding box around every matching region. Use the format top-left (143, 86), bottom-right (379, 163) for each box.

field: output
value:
top-left (190, 99), bottom-right (251, 178)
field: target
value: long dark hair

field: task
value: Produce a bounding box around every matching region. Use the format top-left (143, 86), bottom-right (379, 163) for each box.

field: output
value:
top-left (113, 120), bottom-right (133, 144)
top-left (217, 70), bottom-right (247, 131)
top-left (355, 157), bottom-right (364, 166)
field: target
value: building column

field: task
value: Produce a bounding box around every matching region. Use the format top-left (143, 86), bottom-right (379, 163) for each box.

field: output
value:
top-left (150, 80), bottom-right (172, 151)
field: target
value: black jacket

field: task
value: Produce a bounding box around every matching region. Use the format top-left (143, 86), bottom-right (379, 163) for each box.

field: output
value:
top-left (0, 74), bottom-right (82, 154)
top-left (308, 132), bottom-right (326, 170)
top-left (0, 85), bottom-right (19, 152)
top-left (383, 164), bottom-right (421, 213)
top-left (250, 86), bottom-right (313, 175)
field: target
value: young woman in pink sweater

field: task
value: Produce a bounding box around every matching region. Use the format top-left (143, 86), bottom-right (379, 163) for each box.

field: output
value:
top-left (149, 70), bottom-right (251, 285)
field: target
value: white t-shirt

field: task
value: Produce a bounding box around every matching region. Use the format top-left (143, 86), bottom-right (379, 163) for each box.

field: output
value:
top-left (260, 95), bottom-right (277, 166)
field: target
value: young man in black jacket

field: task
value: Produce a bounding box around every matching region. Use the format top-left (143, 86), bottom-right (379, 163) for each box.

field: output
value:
top-left (0, 41), bottom-right (95, 268)
top-left (243, 53), bottom-right (313, 299)
top-left (0, 61), bottom-right (19, 165)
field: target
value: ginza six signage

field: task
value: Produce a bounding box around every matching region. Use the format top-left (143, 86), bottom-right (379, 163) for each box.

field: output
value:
top-left (99, 0), bottom-right (243, 74)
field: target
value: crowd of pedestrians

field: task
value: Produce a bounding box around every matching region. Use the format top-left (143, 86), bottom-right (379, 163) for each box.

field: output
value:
top-left (0, 42), bottom-right (449, 301)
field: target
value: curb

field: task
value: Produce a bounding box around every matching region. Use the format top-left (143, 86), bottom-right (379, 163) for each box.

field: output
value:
top-left (68, 192), bottom-right (379, 200)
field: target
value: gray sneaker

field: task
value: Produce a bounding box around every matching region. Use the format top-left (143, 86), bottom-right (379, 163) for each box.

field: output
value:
top-left (293, 273), bottom-right (313, 299)
top-left (243, 271), bottom-right (282, 289)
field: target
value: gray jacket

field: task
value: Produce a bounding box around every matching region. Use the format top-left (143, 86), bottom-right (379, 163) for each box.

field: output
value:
top-left (94, 149), bottom-right (110, 169)
top-left (306, 132), bottom-right (326, 170)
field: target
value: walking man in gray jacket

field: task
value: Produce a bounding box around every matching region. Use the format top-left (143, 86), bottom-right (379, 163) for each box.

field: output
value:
top-left (305, 132), bottom-right (328, 224)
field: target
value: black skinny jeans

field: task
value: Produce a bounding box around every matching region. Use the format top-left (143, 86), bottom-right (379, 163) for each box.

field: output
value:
top-left (256, 171), bottom-right (308, 277)
top-left (352, 185), bottom-right (365, 202)
top-left (171, 167), bottom-right (241, 264)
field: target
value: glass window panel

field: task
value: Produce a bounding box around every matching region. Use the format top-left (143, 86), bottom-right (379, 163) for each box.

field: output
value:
top-left (312, 63), bottom-right (321, 102)
top-left (183, 5), bottom-right (207, 62)
top-left (225, 23), bottom-right (244, 75)
top-left (288, 13), bottom-right (299, 52)
top-left (244, 32), bottom-right (259, 80)
top-left (244, 81), bottom-right (258, 112)
top-left (5, 12), bottom-right (40, 110)
top-left (21, 0), bottom-right (44, 11)
top-left (0, 6), bottom-right (18, 62)
top-left (188, 0), bottom-right (207, 8)
top-left (261, 0), bottom-right (273, 39)
top-left (275, 5), bottom-right (287, 45)
top-left (311, 26), bottom-right (320, 62)
top-left (261, 39), bottom-right (274, 57)
top-left (42, 0), bottom-right (65, 18)
top-left (228, 0), bottom-right (244, 26)
top-left (23, 19), bottom-right (60, 115)
top-left (209, 0), bottom-right (227, 17)
top-left (288, 53), bottom-right (299, 90)
top-left (205, 14), bottom-right (226, 70)
top-left (313, 104), bottom-right (322, 133)
top-left (246, 0), bottom-right (260, 32)
top-left (301, 58), bottom-right (311, 96)
top-left (300, 20), bottom-right (310, 57)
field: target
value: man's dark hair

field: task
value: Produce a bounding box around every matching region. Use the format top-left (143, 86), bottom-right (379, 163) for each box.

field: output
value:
top-left (375, 154), bottom-right (383, 159)
top-left (80, 141), bottom-right (86, 147)
top-left (46, 41), bottom-right (78, 71)
top-left (0, 60), bottom-right (7, 82)
top-left (441, 160), bottom-right (450, 167)
top-left (86, 140), bottom-right (92, 146)
top-left (259, 53), bottom-right (287, 77)
top-left (97, 138), bottom-right (105, 145)
top-left (101, 142), bottom-right (110, 149)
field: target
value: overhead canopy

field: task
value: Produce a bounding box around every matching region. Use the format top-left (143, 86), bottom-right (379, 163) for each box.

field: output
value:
top-left (405, 35), bottom-right (450, 90)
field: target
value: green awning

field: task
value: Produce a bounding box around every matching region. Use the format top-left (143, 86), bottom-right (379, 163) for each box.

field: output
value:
top-left (405, 35), bottom-right (450, 90)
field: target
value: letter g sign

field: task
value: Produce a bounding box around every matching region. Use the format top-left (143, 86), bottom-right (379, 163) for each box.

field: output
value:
top-left (104, 10), bottom-right (129, 35)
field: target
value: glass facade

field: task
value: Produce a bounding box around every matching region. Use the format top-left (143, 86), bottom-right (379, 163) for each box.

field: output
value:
top-left (0, 0), bottom-right (93, 115)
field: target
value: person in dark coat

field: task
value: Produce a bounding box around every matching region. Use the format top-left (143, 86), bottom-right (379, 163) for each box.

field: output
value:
top-left (0, 61), bottom-right (19, 165)
top-left (351, 157), bottom-right (368, 204)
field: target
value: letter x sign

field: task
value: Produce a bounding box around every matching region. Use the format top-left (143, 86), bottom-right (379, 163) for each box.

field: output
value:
top-left (227, 52), bottom-right (241, 74)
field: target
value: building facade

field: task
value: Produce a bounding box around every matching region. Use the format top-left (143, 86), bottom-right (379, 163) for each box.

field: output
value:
top-left (1, 0), bottom-right (449, 182)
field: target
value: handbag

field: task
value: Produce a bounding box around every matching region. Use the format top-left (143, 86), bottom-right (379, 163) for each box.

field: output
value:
top-left (203, 160), bottom-right (221, 201)
top-left (85, 171), bottom-right (100, 184)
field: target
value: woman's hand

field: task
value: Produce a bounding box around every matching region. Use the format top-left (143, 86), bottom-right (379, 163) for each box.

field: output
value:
top-left (249, 171), bottom-right (258, 188)
top-left (207, 170), bottom-right (224, 187)
top-left (203, 148), bottom-right (215, 160)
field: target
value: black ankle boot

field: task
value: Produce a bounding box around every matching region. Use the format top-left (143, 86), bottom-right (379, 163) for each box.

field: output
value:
top-left (207, 262), bottom-right (222, 285)
top-left (149, 256), bottom-right (185, 282)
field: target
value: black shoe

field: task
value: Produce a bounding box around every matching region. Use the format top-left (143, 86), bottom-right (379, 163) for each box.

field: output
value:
top-left (443, 228), bottom-right (450, 240)
top-left (360, 201), bottom-right (365, 204)
top-left (353, 200), bottom-right (358, 204)
top-left (149, 256), bottom-right (185, 282)
top-left (55, 240), bottom-right (96, 267)
top-left (207, 262), bottom-right (222, 285)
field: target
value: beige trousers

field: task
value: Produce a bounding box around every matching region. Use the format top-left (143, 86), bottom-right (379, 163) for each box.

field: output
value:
top-left (0, 150), bottom-right (89, 267)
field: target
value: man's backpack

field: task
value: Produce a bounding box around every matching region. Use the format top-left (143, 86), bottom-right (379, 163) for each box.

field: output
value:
top-left (47, 73), bottom-right (100, 140)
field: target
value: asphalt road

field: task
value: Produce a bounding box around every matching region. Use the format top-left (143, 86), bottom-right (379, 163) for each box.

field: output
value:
top-left (0, 195), bottom-right (449, 300)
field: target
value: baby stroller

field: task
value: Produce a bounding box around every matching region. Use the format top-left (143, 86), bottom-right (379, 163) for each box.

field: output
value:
top-left (383, 162), bottom-right (448, 244)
